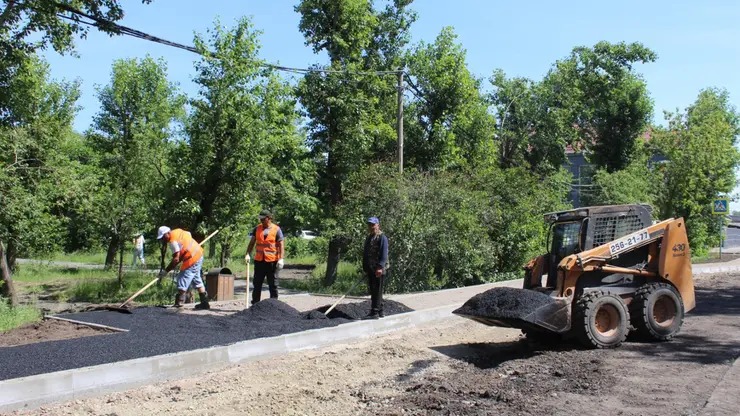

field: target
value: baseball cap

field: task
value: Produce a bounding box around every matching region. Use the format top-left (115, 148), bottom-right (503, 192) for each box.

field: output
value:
top-left (367, 216), bottom-right (379, 224)
top-left (258, 210), bottom-right (272, 220)
top-left (156, 226), bottom-right (171, 240)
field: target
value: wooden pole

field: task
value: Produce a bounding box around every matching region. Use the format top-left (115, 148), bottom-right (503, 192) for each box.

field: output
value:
top-left (397, 71), bottom-right (404, 174)
top-left (245, 259), bottom-right (250, 308)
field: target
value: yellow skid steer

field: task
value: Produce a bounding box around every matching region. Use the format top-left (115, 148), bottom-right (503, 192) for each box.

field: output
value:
top-left (454, 204), bottom-right (695, 349)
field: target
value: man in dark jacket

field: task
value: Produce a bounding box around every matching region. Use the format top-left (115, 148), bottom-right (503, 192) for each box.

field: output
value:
top-left (363, 216), bottom-right (389, 319)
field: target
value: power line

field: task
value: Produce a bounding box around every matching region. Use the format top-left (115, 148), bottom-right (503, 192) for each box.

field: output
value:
top-left (46, 1), bottom-right (402, 77)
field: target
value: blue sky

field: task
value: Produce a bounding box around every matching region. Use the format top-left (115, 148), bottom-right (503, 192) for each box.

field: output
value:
top-left (41, 0), bottom-right (740, 206)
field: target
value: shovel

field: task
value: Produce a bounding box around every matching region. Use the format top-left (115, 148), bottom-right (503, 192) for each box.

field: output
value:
top-left (111, 229), bottom-right (221, 313)
top-left (323, 276), bottom-right (365, 317)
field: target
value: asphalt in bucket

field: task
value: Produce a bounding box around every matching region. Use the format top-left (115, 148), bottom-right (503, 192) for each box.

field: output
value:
top-left (0, 299), bottom-right (413, 381)
top-left (453, 287), bottom-right (556, 319)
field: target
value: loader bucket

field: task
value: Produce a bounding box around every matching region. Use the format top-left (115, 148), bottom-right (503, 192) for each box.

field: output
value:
top-left (452, 287), bottom-right (571, 334)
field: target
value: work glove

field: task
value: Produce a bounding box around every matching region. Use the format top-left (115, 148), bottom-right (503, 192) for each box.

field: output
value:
top-left (158, 270), bottom-right (168, 281)
top-left (244, 254), bottom-right (250, 263)
top-left (277, 258), bottom-right (284, 270)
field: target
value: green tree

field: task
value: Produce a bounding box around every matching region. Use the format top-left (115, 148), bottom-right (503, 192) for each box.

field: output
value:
top-left (580, 140), bottom-right (660, 210)
top-left (654, 88), bottom-right (740, 253)
top-left (547, 41), bottom-right (656, 172)
top-left (489, 70), bottom-right (572, 174)
top-left (1, 0), bottom-right (153, 119)
top-left (86, 56), bottom-right (184, 281)
top-left (174, 17), bottom-right (316, 264)
top-left (0, 55), bottom-right (81, 303)
top-left (295, 0), bottom-right (415, 284)
top-left (404, 27), bottom-right (496, 171)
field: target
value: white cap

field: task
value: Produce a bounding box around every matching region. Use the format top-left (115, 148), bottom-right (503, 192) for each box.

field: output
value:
top-left (156, 226), bottom-right (171, 240)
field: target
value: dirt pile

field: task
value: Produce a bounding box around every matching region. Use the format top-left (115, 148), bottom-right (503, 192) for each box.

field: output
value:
top-left (0, 319), bottom-right (111, 348)
top-left (357, 342), bottom-right (616, 415)
top-left (453, 287), bottom-right (555, 319)
top-left (308, 300), bottom-right (414, 320)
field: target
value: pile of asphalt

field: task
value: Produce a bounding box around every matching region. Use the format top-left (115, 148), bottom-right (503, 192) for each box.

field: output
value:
top-left (308, 300), bottom-right (413, 320)
top-left (453, 287), bottom-right (556, 319)
top-left (0, 299), bottom-right (413, 381)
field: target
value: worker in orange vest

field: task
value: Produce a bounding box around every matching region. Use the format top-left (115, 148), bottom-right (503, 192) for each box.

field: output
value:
top-left (244, 210), bottom-right (284, 305)
top-left (156, 226), bottom-right (210, 310)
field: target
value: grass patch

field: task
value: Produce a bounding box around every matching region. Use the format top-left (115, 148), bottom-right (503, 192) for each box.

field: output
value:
top-left (282, 262), bottom-right (365, 296)
top-left (0, 299), bottom-right (42, 332)
top-left (66, 272), bottom-right (178, 305)
top-left (13, 264), bottom-right (115, 284)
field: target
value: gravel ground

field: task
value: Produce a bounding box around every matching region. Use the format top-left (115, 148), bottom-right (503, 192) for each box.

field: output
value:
top-left (9, 273), bottom-right (739, 416)
top-left (0, 299), bottom-right (413, 381)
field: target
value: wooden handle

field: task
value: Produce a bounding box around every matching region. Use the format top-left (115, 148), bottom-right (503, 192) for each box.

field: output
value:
top-left (245, 260), bottom-right (250, 309)
top-left (324, 277), bottom-right (364, 316)
top-left (45, 315), bottom-right (129, 332)
top-left (120, 277), bottom-right (159, 307)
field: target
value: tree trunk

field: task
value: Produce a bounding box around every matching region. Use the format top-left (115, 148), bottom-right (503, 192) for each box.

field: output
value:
top-left (5, 239), bottom-right (18, 273)
top-left (209, 240), bottom-right (217, 259)
top-left (324, 238), bottom-right (342, 286)
top-left (0, 239), bottom-right (18, 306)
top-left (117, 238), bottom-right (125, 288)
top-left (324, 147), bottom-right (344, 286)
top-left (105, 234), bottom-right (118, 270)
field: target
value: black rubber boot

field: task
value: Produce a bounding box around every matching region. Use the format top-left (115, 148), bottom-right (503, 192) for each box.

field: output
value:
top-left (174, 293), bottom-right (186, 308)
top-left (194, 292), bottom-right (210, 310)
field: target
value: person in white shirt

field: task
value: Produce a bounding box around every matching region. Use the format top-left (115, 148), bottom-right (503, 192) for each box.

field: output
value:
top-left (132, 233), bottom-right (146, 268)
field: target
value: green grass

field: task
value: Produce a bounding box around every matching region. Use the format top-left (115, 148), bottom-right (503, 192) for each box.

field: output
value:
top-left (281, 261), bottom-right (365, 296)
top-left (13, 264), bottom-right (115, 284)
top-left (66, 272), bottom-right (178, 305)
top-left (0, 299), bottom-right (42, 332)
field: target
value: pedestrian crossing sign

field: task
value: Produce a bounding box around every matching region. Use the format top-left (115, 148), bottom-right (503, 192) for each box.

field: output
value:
top-left (713, 198), bottom-right (729, 215)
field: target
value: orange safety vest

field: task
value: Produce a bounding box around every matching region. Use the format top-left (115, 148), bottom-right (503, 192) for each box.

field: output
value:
top-left (254, 224), bottom-right (280, 262)
top-left (169, 229), bottom-right (203, 270)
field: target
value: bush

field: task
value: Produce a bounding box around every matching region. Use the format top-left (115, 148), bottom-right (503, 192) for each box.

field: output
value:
top-left (281, 261), bottom-right (363, 295)
top-left (308, 236), bottom-right (329, 259)
top-left (329, 163), bottom-right (572, 294)
top-left (284, 237), bottom-right (310, 259)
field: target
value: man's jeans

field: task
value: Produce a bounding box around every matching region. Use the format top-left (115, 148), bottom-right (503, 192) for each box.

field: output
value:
top-left (176, 257), bottom-right (204, 291)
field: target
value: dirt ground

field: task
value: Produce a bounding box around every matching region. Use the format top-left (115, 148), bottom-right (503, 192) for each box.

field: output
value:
top-left (10, 272), bottom-right (739, 416)
top-left (0, 320), bottom-right (110, 348)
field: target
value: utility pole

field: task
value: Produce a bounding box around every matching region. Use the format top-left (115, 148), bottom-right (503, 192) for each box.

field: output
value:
top-left (397, 71), bottom-right (404, 173)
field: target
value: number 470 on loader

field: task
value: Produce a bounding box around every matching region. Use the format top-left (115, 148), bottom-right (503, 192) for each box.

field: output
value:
top-left (454, 204), bottom-right (696, 349)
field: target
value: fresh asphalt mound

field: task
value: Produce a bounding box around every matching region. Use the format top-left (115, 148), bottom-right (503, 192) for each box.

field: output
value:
top-left (453, 287), bottom-right (555, 319)
top-left (0, 299), bottom-right (414, 381)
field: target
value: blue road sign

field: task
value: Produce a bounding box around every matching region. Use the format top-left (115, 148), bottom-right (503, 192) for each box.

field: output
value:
top-left (713, 198), bottom-right (729, 215)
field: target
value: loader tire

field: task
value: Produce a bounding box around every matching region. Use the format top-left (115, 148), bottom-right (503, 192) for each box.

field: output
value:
top-left (572, 291), bottom-right (629, 349)
top-left (629, 283), bottom-right (684, 342)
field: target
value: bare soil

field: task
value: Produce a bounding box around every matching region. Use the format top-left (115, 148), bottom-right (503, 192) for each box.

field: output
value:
top-left (10, 273), bottom-right (740, 416)
top-left (0, 319), bottom-right (111, 348)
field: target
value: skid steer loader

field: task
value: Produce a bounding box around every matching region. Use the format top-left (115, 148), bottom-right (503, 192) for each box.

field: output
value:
top-left (453, 204), bottom-right (696, 349)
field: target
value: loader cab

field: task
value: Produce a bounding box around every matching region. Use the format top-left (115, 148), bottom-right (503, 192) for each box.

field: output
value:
top-left (541, 204), bottom-right (653, 289)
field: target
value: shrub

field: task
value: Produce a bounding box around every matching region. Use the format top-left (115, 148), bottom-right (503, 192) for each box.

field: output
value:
top-left (308, 236), bottom-right (329, 259)
top-left (329, 163), bottom-right (572, 293)
top-left (284, 237), bottom-right (310, 259)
